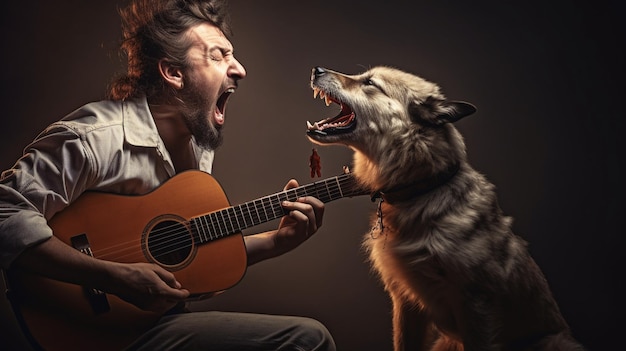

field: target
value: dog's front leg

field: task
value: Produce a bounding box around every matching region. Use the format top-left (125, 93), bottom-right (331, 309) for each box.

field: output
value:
top-left (457, 295), bottom-right (501, 351)
top-left (391, 293), bottom-right (434, 351)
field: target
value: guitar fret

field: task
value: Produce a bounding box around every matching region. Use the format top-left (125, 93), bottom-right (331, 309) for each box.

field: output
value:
top-left (251, 199), bottom-right (260, 223)
top-left (335, 177), bottom-right (343, 199)
top-left (229, 207), bottom-right (240, 232)
top-left (262, 197), bottom-right (274, 220)
top-left (243, 203), bottom-right (253, 226)
top-left (191, 219), bottom-right (202, 243)
top-left (332, 178), bottom-right (340, 199)
top-left (323, 179), bottom-right (334, 203)
top-left (260, 197), bottom-right (268, 220)
top-left (196, 217), bottom-right (205, 243)
top-left (219, 211), bottom-right (229, 237)
top-left (201, 218), bottom-right (210, 242)
top-left (272, 194), bottom-right (285, 218)
top-left (212, 212), bottom-right (221, 238)
top-left (293, 187), bottom-right (304, 200)
top-left (324, 181), bottom-right (331, 202)
top-left (226, 208), bottom-right (235, 233)
top-left (199, 216), bottom-right (209, 242)
top-left (248, 201), bottom-right (259, 225)
top-left (326, 177), bottom-right (338, 202)
top-left (234, 205), bottom-right (244, 230)
top-left (220, 209), bottom-right (229, 235)
top-left (209, 215), bottom-right (217, 240)
top-left (241, 205), bottom-right (248, 228)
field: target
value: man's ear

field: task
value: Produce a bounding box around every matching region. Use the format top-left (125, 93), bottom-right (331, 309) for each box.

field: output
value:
top-left (158, 59), bottom-right (185, 89)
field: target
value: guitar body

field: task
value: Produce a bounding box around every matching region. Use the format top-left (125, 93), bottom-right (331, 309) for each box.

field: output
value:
top-left (5, 171), bottom-right (247, 351)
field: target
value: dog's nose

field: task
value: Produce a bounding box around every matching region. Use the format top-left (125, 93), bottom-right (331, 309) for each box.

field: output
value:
top-left (312, 66), bottom-right (326, 78)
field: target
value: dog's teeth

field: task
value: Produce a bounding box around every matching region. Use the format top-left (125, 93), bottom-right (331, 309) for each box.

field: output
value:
top-left (307, 121), bottom-right (321, 130)
top-left (324, 95), bottom-right (332, 106)
top-left (313, 88), bottom-right (319, 99)
top-left (320, 91), bottom-right (326, 99)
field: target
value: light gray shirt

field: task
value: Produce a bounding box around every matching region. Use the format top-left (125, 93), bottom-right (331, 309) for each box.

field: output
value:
top-left (0, 96), bottom-right (215, 268)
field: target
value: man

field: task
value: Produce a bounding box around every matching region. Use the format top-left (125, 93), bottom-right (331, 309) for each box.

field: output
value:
top-left (0, 0), bottom-right (336, 349)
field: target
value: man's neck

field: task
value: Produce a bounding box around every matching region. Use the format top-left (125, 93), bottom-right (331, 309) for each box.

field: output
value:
top-left (148, 100), bottom-right (195, 172)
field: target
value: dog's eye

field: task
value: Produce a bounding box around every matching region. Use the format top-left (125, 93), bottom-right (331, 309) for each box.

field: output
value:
top-left (364, 78), bottom-right (376, 86)
top-left (363, 78), bottom-right (382, 91)
top-left (363, 78), bottom-right (386, 95)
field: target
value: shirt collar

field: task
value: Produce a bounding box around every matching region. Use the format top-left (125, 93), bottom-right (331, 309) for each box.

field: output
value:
top-left (122, 95), bottom-right (161, 148)
top-left (122, 95), bottom-right (215, 174)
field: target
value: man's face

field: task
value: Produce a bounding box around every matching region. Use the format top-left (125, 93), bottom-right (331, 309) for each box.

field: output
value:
top-left (179, 23), bottom-right (246, 150)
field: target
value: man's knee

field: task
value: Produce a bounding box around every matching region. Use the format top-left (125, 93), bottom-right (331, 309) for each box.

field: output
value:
top-left (289, 317), bottom-right (336, 351)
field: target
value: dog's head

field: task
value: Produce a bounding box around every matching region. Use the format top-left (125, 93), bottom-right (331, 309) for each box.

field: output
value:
top-left (307, 66), bottom-right (475, 146)
top-left (306, 66), bottom-right (476, 188)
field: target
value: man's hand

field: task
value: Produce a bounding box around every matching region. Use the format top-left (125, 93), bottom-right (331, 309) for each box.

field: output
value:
top-left (108, 262), bottom-right (190, 313)
top-left (274, 179), bottom-right (325, 252)
top-left (242, 179), bottom-right (326, 265)
top-left (13, 236), bottom-right (190, 313)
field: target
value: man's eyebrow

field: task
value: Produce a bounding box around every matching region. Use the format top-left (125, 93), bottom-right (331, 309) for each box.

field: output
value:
top-left (206, 42), bottom-right (233, 55)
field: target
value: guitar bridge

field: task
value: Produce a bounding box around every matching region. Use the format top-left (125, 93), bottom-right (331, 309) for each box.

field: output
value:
top-left (71, 234), bottom-right (111, 315)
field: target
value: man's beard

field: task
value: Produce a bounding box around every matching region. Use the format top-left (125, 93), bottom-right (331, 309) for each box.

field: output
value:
top-left (178, 81), bottom-right (224, 150)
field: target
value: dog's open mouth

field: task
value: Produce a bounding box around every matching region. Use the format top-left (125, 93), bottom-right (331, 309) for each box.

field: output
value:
top-left (306, 87), bottom-right (356, 136)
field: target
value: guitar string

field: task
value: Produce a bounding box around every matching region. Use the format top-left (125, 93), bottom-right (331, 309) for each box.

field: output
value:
top-left (96, 178), bottom-right (359, 262)
top-left (93, 176), bottom-right (351, 257)
top-left (97, 186), bottom-right (348, 262)
top-left (140, 174), bottom-right (356, 246)
top-left (94, 175), bottom-right (357, 260)
top-left (101, 183), bottom-right (351, 261)
top-left (94, 176), bottom-right (359, 261)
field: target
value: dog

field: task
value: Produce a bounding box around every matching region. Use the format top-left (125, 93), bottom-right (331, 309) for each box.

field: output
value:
top-left (306, 66), bottom-right (585, 351)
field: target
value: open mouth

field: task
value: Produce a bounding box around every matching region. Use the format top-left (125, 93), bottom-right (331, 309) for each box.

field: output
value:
top-left (306, 87), bottom-right (356, 136)
top-left (215, 88), bottom-right (235, 126)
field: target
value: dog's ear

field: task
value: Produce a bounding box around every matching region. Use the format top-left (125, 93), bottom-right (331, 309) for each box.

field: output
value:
top-left (409, 97), bottom-right (476, 126)
top-left (435, 100), bottom-right (476, 124)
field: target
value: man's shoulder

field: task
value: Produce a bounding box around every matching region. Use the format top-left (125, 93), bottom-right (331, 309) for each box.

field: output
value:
top-left (52, 97), bottom-right (148, 136)
top-left (60, 99), bottom-right (124, 130)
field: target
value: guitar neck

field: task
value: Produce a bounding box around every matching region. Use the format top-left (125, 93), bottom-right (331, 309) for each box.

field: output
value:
top-left (191, 173), bottom-right (362, 244)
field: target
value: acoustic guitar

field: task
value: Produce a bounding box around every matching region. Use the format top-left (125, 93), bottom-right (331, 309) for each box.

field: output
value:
top-left (3, 170), bottom-right (365, 351)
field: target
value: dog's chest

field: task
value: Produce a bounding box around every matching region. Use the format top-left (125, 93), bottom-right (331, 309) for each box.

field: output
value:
top-left (366, 218), bottom-right (470, 331)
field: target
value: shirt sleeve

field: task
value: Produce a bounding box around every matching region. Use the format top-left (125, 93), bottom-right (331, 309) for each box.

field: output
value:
top-left (0, 123), bottom-right (95, 269)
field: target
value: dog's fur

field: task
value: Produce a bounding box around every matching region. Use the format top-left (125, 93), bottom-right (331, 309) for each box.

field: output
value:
top-left (306, 66), bottom-right (584, 351)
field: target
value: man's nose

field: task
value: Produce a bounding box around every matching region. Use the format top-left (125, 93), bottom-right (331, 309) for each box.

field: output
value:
top-left (230, 57), bottom-right (247, 80)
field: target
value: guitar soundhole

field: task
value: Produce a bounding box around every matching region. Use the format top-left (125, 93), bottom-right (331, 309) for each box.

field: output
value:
top-left (143, 215), bottom-right (195, 269)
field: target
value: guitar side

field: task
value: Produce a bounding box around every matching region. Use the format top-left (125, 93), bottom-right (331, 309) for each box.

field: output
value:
top-left (5, 171), bottom-right (247, 351)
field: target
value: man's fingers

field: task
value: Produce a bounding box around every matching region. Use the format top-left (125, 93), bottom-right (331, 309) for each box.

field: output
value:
top-left (153, 266), bottom-right (182, 289)
top-left (283, 178), bottom-right (299, 191)
top-left (151, 265), bottom-right (190, 299)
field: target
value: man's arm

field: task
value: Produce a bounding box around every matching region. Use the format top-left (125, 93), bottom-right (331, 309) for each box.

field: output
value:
top-left (1, 125), bottom-right (188, 312)
top-left (12, 235), bottom-right (189, 313)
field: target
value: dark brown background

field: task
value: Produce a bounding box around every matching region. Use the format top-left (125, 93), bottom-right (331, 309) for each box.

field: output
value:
top-left (1, 1), bottom-right (623, 350)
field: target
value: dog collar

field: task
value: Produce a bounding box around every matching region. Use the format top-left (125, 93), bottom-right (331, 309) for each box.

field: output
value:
top-left (370, 163), bottom-right (460, 204)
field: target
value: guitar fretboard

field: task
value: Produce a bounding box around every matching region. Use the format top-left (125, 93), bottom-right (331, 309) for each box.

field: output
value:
top-left (190, 173), bottom-right (360, 244)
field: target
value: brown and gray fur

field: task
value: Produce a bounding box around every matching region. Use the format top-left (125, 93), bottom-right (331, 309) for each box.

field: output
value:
top-left (306, 66), bottom-right (584, 351)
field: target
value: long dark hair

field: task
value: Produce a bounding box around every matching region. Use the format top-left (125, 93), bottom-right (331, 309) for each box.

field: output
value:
top-left (108, 0), bottom-right (232, 100)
